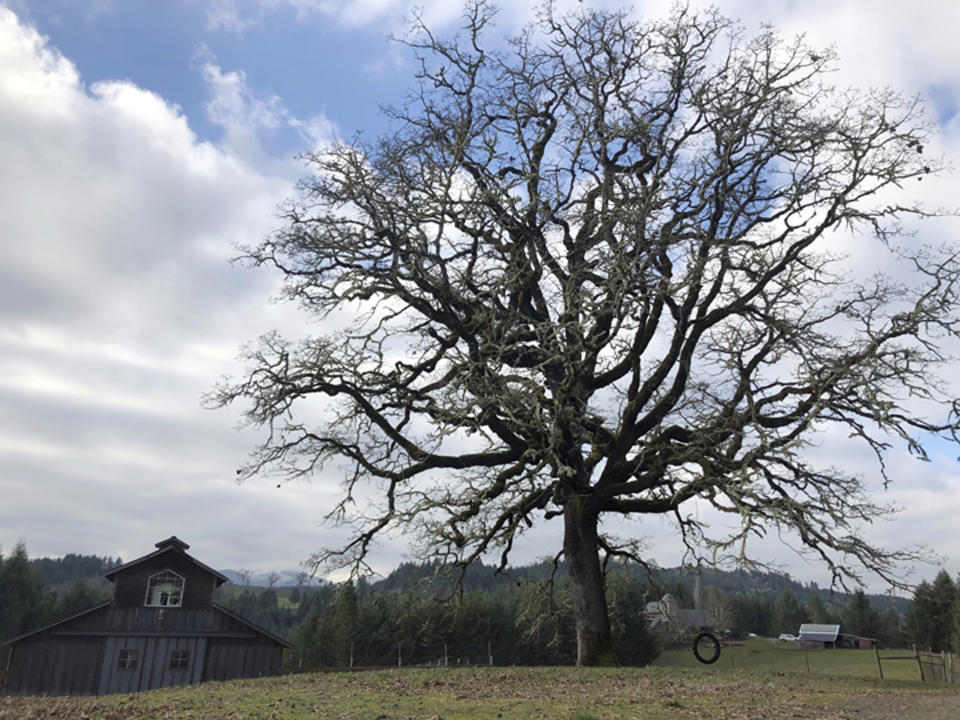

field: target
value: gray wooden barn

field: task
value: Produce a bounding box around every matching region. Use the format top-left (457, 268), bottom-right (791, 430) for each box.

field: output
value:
top-left (3, 536), bottom-right (290, 695)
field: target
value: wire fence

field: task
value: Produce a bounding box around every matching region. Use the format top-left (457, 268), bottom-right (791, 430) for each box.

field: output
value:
top-left (286, 641), bottom-right (497, 673)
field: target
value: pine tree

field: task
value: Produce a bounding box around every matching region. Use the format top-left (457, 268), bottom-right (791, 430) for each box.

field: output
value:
top-left (907, 580), bottom-right (936, 650)
top-left (843, 590), bottom-right (882, 639)
top-left (57, 579), bottom-right (102, 619)
top-left (289, 609), bottom-right (326, 669)
top-left (879, 606), bottom-right (906, 648)
top-left (907, 571), bottom-right (956, 653)
top-left (332, 581), bottom-right (358, 666)
top-left (0, 541), bottom-right (48, 643)
top-left (772, 589), bottom-right (805, 635)
top-left (806, 592), bottom-right (840, 625)
top-left (929, 571), bottom-right (957, 653)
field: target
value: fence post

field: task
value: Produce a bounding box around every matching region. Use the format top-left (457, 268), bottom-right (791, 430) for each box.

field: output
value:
top-left (444, 643), bottom-right (448, 667)
top-left (875, 645), bottom-right (883, 680)
top-left (488, 641), bottom-right (493, 666)
top-left (398, 642), bottom-right (402, 668)
top-left (915, 647), bottom-right (925, 682)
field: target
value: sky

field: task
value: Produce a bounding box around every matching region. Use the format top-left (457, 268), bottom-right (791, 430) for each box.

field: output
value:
top-left (1, 0), bottom-right (959, 591)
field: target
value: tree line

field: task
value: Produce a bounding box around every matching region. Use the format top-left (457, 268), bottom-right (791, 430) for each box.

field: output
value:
top-left (219, 566), bottom-right (660, 669)
top-left (0, 542), bottom-right (116, 665)
top-left (4, 539), bottom-right (958, 669)
top-left (216, 561), bottom-right (922, 669)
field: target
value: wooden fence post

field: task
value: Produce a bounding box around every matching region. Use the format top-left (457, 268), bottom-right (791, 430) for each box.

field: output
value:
top-left (875, 645), bottom-right (884, 680)
top-left (915, 647), bottom-right (925, 682)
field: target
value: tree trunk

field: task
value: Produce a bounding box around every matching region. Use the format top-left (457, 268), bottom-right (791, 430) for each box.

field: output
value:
top-left (563, 495), bottom-right (616, 666)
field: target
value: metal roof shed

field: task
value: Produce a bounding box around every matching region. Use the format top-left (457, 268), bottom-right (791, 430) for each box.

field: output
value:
top-left (798, 623), bottom-right (841, 647)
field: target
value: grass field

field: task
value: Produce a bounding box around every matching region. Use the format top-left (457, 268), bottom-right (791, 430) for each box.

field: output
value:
top-left (2, 660), bottom-right (959, 720)
top-left (655, 637), bottom-right (931, 682)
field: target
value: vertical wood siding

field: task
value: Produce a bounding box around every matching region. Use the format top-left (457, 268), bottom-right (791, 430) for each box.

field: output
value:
top-left (7, 606), bottom-right (285, 695)
top-left (9, 637), bottom-right (103, 695)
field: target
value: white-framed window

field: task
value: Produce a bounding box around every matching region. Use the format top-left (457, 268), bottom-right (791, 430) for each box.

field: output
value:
top-left (145, 569), bottom-right (184, 607)
top-left (117, 648), bottom-right (139, 670)
top-left (169, 649), bottom-right (190, 670)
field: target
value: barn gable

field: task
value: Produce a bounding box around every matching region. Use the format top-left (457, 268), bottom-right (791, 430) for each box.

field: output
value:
top-left (104, 536), bottom-right (229, 610)
top-left (3, 537), bottom-right (289, 696)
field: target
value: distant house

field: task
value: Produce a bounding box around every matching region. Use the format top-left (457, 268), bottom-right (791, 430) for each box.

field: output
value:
top-left (3, 537), bottom-right (290, 696)
top-left (798, 623), bottom-right (841, 648)
top-left (645, 593), bottom-right (716, 635)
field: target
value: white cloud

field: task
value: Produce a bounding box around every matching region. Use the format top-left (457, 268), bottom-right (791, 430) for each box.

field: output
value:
top-left (199, 58), bottom-right (338, 167)
top-left (2, 1), bottom-right (960, 590)
top-left (0, 7), bottom-right (349, 573)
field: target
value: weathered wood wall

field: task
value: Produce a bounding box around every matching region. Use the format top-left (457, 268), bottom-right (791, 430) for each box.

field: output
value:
top-left (203, 639), bottom-right (283, 682)
top-left (7, 636), bottom-right (103, 695)
top-left (98, 635), bottom-right (205, 694)
top-left (6, 606), bottom-right (285, 695)
top-left (111, 554), bottom-right (219, 609)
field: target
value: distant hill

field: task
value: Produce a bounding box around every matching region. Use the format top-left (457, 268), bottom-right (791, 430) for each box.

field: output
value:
top-left (218, 569), bottom-right (309, 587)
top-left (367, 560), bottom-right (911, 614)
top-left (26, 551), bottom-right (909, 614)
top-left (30, 553), bottom-right (122, 588)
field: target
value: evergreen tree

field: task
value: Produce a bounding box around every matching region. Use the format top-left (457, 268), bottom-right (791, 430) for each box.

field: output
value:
top-left (952, 577), bottom-right (960, 655)
top-left (879, 606), bottom-right (906, 648)
top-left (906, 580), bottom-right (936, 650)
top-left (730, 594), bottom-right (773, 636)
top-left (929, 571), bottom-right (957, 652)
top-left (772, 589), bottom-right (805, 635)
top-left (843, 590), bottom-right (882, 639)
top-left (907, 572), bottom-right (956, 652)
top-left (332, 581), bottom-right (358, 666)
top-left (606, 571), bottom-right (659, 665)
top-left (57, 579), bottom-right (103, 619)
top-left (288, 609), bottom-right (326, 669)
top-left (0, 541), bottom-right (49, 643)
top-left (806, 592), bottom-right (840, 625)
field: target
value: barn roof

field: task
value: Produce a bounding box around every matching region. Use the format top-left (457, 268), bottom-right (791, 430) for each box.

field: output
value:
top-left (3, 601), bottom-right (291, 649)
top-left (798, 623), bottom-right (841, 642)
top-left (104, 536), bottom-right (229, 586)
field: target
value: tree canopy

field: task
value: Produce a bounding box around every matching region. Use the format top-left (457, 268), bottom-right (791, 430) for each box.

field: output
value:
top-left (210, 2), bottom-right (960, 664)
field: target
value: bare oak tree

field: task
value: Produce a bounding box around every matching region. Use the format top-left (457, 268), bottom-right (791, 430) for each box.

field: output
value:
top-left (209, 3), bottom-right (960, 664)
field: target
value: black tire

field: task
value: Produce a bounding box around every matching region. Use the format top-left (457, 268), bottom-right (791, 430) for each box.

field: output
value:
top-left (693, 631), bottom-right (721, 664)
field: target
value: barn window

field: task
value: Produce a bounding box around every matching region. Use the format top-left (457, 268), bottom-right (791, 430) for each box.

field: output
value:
top-left (145, 570), bottom-right (184, 607)
top-left (169, 649), bottom-right (190, 670)
top-left (117, 648), bottom-right (139, 670)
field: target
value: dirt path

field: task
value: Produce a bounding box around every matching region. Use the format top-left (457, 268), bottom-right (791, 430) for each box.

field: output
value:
top-left (826, 691), bottom-right (960, 720)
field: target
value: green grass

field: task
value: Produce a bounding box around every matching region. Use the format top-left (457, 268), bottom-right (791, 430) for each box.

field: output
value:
top-left (2, 664), bottom-right (957, 720)
top-left (655, 637), bottom-right (924, 681)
